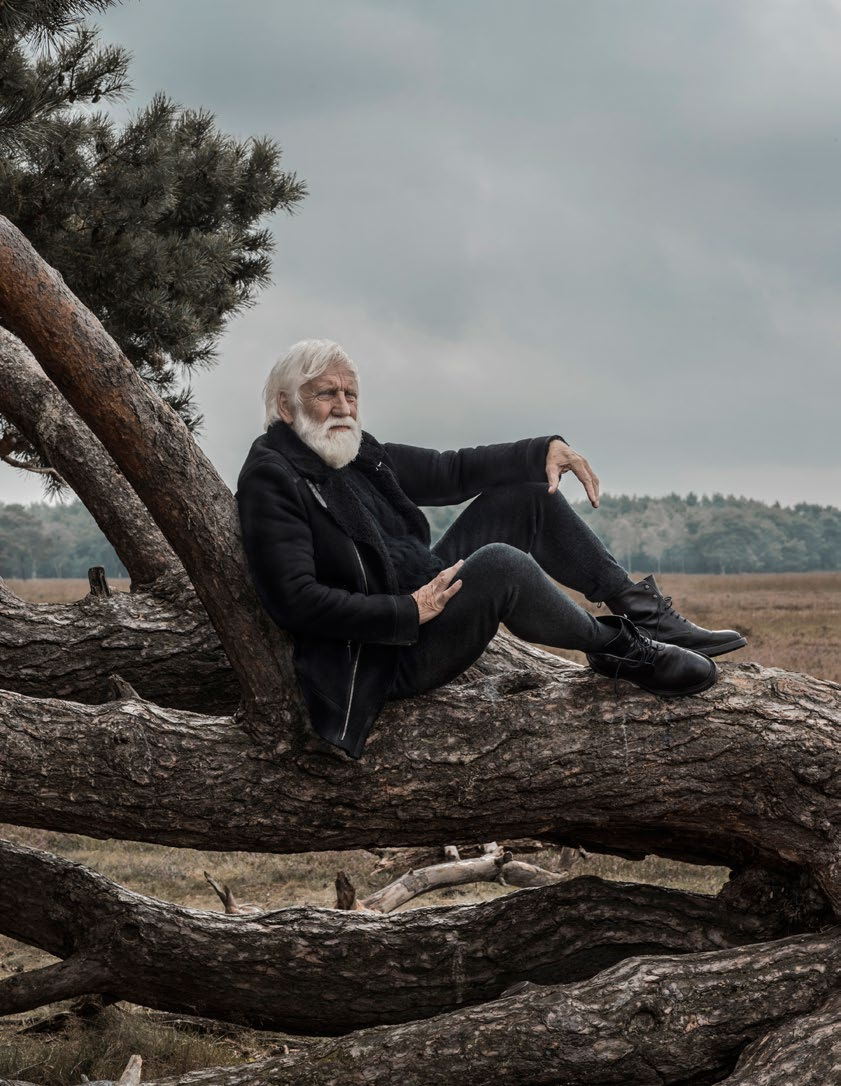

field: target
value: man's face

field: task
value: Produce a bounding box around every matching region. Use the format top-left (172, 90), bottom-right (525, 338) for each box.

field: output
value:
top-left (279, 363), bottom-right (362, 468)
top-left (292, 365), bottom-right (358, 427)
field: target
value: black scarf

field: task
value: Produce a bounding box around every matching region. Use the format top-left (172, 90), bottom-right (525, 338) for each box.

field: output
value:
top-left (265, 423), bottom-right (431, 593)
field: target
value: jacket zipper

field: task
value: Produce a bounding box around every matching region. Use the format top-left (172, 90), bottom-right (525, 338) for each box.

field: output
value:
top-left (341, 542), bottom-right (368, 742)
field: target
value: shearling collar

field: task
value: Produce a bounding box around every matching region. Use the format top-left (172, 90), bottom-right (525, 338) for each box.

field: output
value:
top-left (263, 421), bottom-right (431, 592)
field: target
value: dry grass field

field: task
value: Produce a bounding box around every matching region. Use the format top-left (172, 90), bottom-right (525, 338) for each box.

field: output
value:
top-left (1, 572), bottom-right (839, 1082)
top-left (545, 570), bottom-right (841, 684)
top-left (5, 577), bottom-right (131, 602)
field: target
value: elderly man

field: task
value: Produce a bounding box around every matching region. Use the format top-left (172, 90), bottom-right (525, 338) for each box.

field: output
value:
top-left (238, 340), bottom-right (745, 759)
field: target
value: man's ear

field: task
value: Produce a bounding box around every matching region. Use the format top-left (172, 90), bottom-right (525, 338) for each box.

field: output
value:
top-left (277, 391), bottom-right (295, 425)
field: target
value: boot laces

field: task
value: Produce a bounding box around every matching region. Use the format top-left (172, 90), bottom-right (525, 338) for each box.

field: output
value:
top-left (620, 625), bottom-right (662, 670)
top-left (652, 593), bottom-right (689, 640)
top-left (602, 624), bottom-right (662, 693)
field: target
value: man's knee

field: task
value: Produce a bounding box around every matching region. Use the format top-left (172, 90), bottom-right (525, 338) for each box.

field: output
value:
top-left (465, 540), bottom-right (521, 567)
top-left (462, 542), bottom-right (538, 588)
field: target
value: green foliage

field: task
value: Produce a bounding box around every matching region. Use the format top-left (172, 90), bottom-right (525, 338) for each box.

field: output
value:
top-left (574, 493), bottom-right (841, 574)
top-left (0, 0), bottom-right (305, 446)
top-left (424, 494), bottom-right (841, 574)
top-left (0, 500), bottom-right (126, 578)
top-left (5, 494), bottom-right (838, 579)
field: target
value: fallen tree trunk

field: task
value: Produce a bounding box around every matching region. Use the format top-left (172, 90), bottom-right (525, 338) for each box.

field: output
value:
top-left (367, 838), bottom-right (564, 874)
top-left (0, 837), bottom-right (814, 1032)
top-left (7, 929), bottom-right (840, 1086)
top-left (0, 573), bottom-right (236, 712)
top-left (720, 990), bottom-right (841, 1084)
top-left (1, 654), bottom-right (840, 907)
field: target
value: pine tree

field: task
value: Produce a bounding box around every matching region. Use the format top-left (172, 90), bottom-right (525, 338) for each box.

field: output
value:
top-left (0, 0), bottom-right (306, 484)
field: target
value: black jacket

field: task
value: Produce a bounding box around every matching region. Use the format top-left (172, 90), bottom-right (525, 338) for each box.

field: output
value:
top-left (237, 422), bottom-right (554, 758)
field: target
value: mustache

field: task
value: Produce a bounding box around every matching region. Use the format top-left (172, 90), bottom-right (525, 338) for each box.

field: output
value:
top-left (291, 407), bottom-right (363, 469)
top-left (323, 416), bottom-right (361, 436)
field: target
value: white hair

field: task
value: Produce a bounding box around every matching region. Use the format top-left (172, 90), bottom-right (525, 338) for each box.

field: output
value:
top-left (263, 339), bottom-right (358, 430)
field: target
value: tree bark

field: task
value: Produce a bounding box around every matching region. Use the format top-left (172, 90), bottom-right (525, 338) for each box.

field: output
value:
top-left (0, 214), bottom-right (293, 715)
top-left (8, 929), bottom-right (840, 1086)
top-left (0, 572), bottom-right (236, 711)
top-left (0, 837), bottom-right (813, 1033)
top-left (720, 990), bottom-right (841, 1084)
top-left (1, 653), bottom-right (840, 908)
top-left (0, 328), bottom-right (178, 586)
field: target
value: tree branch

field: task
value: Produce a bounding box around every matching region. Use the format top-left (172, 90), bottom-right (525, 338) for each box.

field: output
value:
top-left (352, 846), bottom-right (567, 913)
top-left (0, 451), bottom-right (66, 482)
top-left (0, 836), bottom-right (808, 1032)
top-left (0, 327), bottom-right (178, 586)
top-left (8, 930), bottom-right (840, 1086)
top-left (0, 214), bottom-right (294, 714)
top-left (0, 954), bottom-right (110, 1018)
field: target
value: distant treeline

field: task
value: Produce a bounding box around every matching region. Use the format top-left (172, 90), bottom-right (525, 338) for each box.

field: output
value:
top-left (0, 501), bottom-right (128, 580)
top-left (425, 492), bottom-right (841, 574)
top-left (2, 492), bottom-right (839, 579)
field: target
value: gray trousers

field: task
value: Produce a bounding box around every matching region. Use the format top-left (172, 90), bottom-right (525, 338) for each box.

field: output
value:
top-left (388, 483), bottom-right (632, 699)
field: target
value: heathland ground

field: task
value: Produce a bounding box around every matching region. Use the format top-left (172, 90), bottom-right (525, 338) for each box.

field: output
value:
top-left (1, 572), bottom-right (839, 1082)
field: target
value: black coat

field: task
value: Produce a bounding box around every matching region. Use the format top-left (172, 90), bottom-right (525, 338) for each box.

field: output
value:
top-left (236, 422), bottom-right (553, 758)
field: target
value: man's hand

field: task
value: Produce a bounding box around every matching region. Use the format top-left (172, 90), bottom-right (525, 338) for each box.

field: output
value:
top-left (411, 559), bottom-right (464, 624)
top-left (546, 438), bottom-right (600, 508)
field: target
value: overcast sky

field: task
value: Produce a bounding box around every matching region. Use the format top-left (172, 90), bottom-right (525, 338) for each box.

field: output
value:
top-left (3, 0), bottom-right (840, 508)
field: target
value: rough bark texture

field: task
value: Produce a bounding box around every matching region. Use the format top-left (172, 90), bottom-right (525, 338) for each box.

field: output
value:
top-left (0, 838), bottom-right (819, 1033)
top-left (8, 931), bottom-right (839, 1086)
top-left (1, 651), bottom-right (840, 908)
top-left (0, 214), bottom-right (294, 715)
top-left (721, 991), bottom-right (841, 1084)
top-left (1, 219), bottom-right (839, 1084)
top-left (0, 328), bottom-right (178, 585)
top-left (0, 573), bottom-right (236, 711)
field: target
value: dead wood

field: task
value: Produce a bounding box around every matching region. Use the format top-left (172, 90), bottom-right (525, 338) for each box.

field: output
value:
top-left (0, 573), bottom-right (237, 712)
top-left (118, 1054), bottom-right (143, 1086)
top-left (334, 870), bottom-right (362, 910)
top-left (88, 566), bottom-right (112, 597)
top-left (348, 846), bottom-right (567, 914)
top-left (7, 931), bottom-right (841, 1086)
top-left (0, 656), bottom-right (839, 910)
top-left (203, 871), bottom-right (263, 915)
top-left (0, 837), bottom-right (807, 1033)
top-left (720, 990), bottom-right (841, 1084)
top-left (368, 839), bottom-right (573, 874)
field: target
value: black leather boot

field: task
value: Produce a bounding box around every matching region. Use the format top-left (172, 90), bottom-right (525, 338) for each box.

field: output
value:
top-left (604, 574), bottom-right (747, 657)
top-left (587, 615), bottom-right (718, 696)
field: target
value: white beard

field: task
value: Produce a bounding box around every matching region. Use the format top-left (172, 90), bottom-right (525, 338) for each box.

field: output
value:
top-left (292, 409), bottom-right (363, 469)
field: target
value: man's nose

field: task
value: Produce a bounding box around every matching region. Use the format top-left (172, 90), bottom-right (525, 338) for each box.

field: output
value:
top-left (331, 392), bottom-right (353, 413)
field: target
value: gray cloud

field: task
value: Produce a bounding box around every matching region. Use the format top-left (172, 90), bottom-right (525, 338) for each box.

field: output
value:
top-left (2, 0), bottom-right (838, 508)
